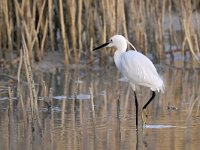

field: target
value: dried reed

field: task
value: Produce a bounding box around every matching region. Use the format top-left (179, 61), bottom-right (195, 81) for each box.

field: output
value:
top-left (0, 0), bottom-right (200, 66)
top-left (17, 49), bottom-right (24, 110)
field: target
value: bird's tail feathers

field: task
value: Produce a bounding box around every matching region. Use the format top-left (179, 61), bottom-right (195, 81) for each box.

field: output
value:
top-left (151, 77), bottom-right (165, 93)
top-left (158, 77), bottom-right (165, 93)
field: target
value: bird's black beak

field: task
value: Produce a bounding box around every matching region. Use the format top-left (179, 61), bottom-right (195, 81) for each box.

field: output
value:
top-left (93, 41), bottom-right (110, 51)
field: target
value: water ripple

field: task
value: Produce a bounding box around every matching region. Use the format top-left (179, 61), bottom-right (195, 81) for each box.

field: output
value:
top-left (144, 124), bottom-right (187, 129)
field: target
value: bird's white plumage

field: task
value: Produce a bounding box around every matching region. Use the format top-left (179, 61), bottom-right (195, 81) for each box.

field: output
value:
top-left (119, 51), bottom-right (164, 92)
top-left (110, 35), bottom-right (164, 92)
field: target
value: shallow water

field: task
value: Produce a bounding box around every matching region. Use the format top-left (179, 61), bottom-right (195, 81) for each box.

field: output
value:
top-left (0, 64), bottom-right (200, 150)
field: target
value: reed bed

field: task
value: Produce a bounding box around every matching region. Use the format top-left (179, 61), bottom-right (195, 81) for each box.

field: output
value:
top-left (0, 0), bottom-right (200, 66)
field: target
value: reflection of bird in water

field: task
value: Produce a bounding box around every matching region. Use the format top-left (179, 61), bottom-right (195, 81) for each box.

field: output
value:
top-left (93, 35), bottom-right (164, 127)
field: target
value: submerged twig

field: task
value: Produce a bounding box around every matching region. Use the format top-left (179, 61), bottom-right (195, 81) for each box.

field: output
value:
top-left (17, 49), bottom-right (24, 110)
top-left (89, 83), bottom-right (96, 124)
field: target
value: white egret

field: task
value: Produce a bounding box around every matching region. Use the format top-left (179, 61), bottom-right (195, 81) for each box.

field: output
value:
top-left (93, 35), bottom-right (164, 127)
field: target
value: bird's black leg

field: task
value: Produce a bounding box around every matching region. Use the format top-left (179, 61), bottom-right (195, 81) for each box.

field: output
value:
top-left (142, 91), bottom-right (156, 124)
top-left (134, 91), bottom-right (138, 128)
top-left (143, 91), bottom-right (156, 110)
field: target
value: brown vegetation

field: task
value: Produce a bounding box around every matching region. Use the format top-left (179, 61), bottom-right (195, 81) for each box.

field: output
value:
top-left (0, 0), bottom-right (200, 66)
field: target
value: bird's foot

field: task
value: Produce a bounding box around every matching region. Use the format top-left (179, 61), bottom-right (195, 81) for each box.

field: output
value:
top-left (141, 109), bottom-right (148, 125)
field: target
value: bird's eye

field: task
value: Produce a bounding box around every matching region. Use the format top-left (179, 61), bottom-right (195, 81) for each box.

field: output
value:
top-left (110, 39), bottom-right (113, 42)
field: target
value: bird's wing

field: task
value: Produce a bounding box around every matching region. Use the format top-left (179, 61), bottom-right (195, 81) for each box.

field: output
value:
top-left (119, 51), bottom-right (163, 89)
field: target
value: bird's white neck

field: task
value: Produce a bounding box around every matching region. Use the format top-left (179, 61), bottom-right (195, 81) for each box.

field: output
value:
top-left (114, 48), bottom-right (126, 70)
top-left (115, 43), bottom-right (127, 53)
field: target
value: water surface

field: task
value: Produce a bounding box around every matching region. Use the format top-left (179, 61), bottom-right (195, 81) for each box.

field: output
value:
top-left (0, 64), bottom-right (200, 150)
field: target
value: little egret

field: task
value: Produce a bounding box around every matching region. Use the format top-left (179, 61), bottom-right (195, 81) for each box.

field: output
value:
top-left (93, 35), bottom-right (164, 127)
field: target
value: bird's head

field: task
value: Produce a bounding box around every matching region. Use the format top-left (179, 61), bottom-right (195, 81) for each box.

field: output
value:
top-left (93, 35), bottom-right (136, 51)
top-left (107, 35), bottom-right (127, 49)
